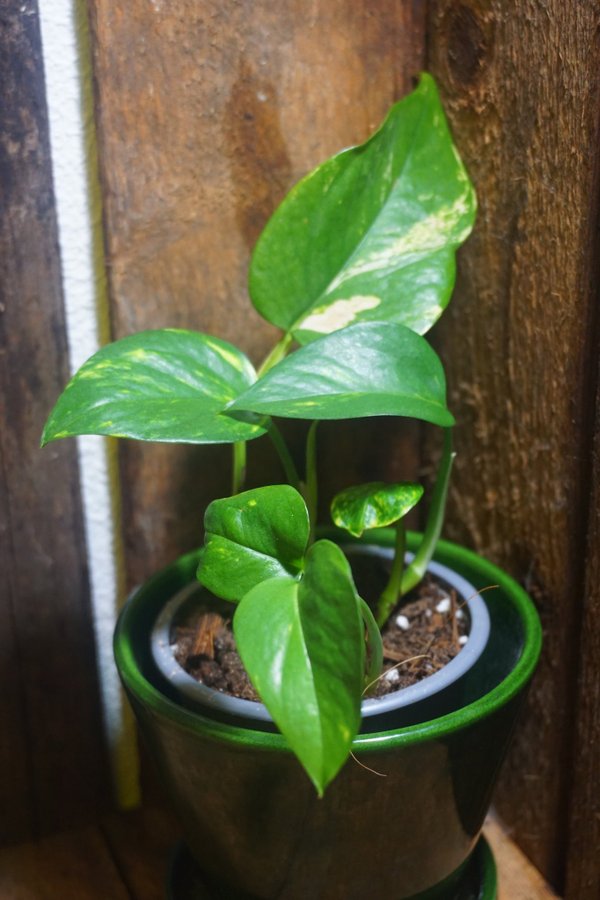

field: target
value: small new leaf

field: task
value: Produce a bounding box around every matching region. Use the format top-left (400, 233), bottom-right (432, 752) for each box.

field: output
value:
top-left (197, 485), bottom-right (310, 602)
top-left (331, 481), bottom-right (424, 538)
top-left (234, 540), bottom-right (364, 794)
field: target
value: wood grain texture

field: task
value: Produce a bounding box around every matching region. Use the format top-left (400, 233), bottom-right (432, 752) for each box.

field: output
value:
top-left (565, 360), bottom-right (600, 899)
top-left (86, 0), bottom-right (426, 588)
top-left (426, 1), bottom-right (600, 889)
top-left (0, 1), bottom-right (109, 843)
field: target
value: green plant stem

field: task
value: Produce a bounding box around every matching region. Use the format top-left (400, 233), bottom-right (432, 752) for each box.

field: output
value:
top-left (230, 333), bottom-right (293, 499)
top-left (231, 441), bottom-right (247, 495)
top-left (376, 519), bottom-right (406, 628)
top-left (257, 332), bottom-right (293, 378)
top-left (360, 598), bottom-right (384, 693)
top-left (401, 427), bottom-right (455, 595)
top-left (305, 422), bottom-right (319, 544)
top-left (268, 422), bottom-right (300, 490)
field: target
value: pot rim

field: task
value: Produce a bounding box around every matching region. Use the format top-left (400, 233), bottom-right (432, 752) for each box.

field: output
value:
top-left (149, 546), bottom-right (491, 721)
top-left (115, 529), bottom-right (542, 755)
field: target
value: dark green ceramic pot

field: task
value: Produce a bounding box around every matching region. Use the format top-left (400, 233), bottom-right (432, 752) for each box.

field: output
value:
top-left (114, 530), bottom-right (541, 900)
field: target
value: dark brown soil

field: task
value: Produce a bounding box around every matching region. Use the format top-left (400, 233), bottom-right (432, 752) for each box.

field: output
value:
top-left (375, 577), bottom-right (468, 695)
top-left (174, 610), bottom-right (260, 701)
top-left (172, 556), bottom-right (469, 702)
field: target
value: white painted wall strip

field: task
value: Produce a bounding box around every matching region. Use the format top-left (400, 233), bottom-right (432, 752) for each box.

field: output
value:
top-left (38, 0), bottom-right (140, 809)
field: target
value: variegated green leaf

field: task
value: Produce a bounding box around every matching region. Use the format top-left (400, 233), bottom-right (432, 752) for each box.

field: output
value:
top-left (234, 540), bottom-right (364, 794)
top-left (230, 322), bottom-right (454, 427)
top-left (331, 481), bottom-right (424, 538)
top-left (197, 485), bottom-right (309, 602)
top-left (249, 73), bottom-right (476, 344)
top-left (41, 329), bottom-right (267, 446)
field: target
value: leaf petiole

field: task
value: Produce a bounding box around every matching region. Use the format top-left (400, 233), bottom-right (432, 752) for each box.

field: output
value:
top-left (376, 519), bottom-right (407, 628)
top-left (256, 332), bottom-right (293, 378)
top-left (232, 441), bottom-right (247, 494)
top-left (305, 422), bottom-right (319, 544)
top-left (267, 421), bottom-right (301, 491)
top-left (401, 428), bottom-right (455, 595)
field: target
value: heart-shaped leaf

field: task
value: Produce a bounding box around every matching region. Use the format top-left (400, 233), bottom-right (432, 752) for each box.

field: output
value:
top-left (197, 485), bottom-right (310, 602)
top-left (331, 481), bottom-right (424, 538)
top-left (234, 540), bottom-right (364, 794)
top-left (249, 73), bottom-right (476, 344)
top-left (230, 322), bottom-right (454, 427)
top-left (41, 329), bottom-right (267, 446)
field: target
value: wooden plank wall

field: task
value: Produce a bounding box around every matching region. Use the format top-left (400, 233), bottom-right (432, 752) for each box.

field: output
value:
top-left (565, 363), bottom-right (600, 898)
top-left (86, 0), bottom-right (426, 591)
top-left (4, 1), bottom-right (600, 894)
top-left (427, 0), bottom-right (600, 892)
top-left (86, 1), bottom-right (600, 893)
top-left (0, 1), bottom-right (109, 843)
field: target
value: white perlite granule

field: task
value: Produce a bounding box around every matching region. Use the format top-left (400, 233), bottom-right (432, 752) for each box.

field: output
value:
top-left (395, 614), bottom-right (410, 630)
top-left (384, 668), bottom-right (400, 683)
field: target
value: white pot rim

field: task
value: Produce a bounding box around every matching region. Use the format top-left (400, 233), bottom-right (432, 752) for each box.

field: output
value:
top-left (150, 545), bottom-right (491, 723)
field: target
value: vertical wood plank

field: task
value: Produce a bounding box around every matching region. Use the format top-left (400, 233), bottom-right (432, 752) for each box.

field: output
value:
top-left (0, 465), bottom-right (31, 841)
top-left (0, 0), bottom-right (109, 842)
top-left (426, 1), bottom-right (600, 888)
top-left (86, 0), bottom-right (427, 588)
top-left (565, 368), bottom-right (600, 899)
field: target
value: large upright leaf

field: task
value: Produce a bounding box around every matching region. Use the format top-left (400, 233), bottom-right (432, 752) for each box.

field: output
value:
top-left (234, 540), bottom-right (364, 794)
top-left (41, 329), bottom-right (267, 446)
top-left (249, 73), bottom-right (476, 344)
top-left (197, 485), bottom-right (309, 602)
top-left (230, 322), bottom-right (454, 427)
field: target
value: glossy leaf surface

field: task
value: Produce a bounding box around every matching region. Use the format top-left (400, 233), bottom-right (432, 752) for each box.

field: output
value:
top-left (234, 540), bottom-right (364, 794)
top-left (197, 486), bottom-right (310, 602)
top-left (331, 481), bottom-right (424, 538)
top-left (230, 322), bottom-right (454, 427)
top-left (249, 73), bottom-right (476, 343)
top-left (42, 329), bottom-right (266, 446)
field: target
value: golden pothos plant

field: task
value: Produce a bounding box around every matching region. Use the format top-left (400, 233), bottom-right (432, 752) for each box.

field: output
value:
top-left (43, 74), bottom-right (476, 794)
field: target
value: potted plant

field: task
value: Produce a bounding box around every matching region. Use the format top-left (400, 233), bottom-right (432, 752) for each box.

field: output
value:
top-left (43, 73), bottom-right (541, 899)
